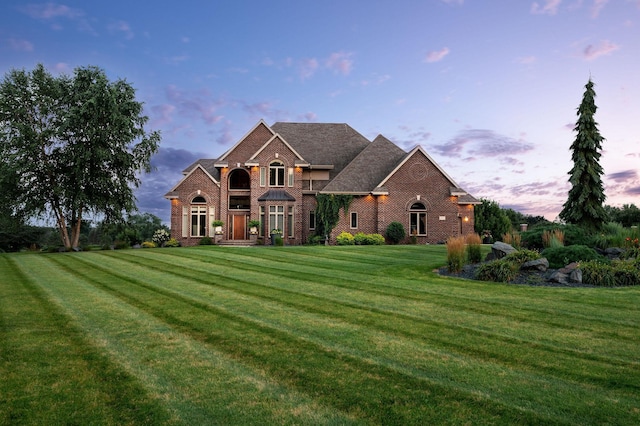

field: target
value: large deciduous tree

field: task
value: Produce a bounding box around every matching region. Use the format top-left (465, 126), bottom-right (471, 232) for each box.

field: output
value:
top-left (0, 64), bottom-right (160, 249)
top-left (559, 79), bottom-right (607, 231)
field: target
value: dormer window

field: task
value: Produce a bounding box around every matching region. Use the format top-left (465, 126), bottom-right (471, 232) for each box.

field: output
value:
top-left (269, 161), bottom-right (285, 187)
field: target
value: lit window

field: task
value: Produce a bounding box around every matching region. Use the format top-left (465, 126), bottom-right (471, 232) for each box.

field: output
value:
top-left (410, 202), bottom-right (427, 236)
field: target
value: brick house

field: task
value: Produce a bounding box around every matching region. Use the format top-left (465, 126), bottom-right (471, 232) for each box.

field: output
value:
top-left (164, 120), bottom-right (479, 246)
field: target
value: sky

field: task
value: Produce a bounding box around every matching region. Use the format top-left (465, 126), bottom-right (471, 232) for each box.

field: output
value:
top-left (2, 0), bottom-right (639, 224)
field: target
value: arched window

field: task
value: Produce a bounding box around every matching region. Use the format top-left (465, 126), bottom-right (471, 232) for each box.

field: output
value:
top-left (229, 169), bottom-right (250, 189)
top-left (269, 161), bottom-right (285, 187)
top-left (410, 202), bottom-right (427, 236)
top-left (190, 196), bottom-right (207, 237)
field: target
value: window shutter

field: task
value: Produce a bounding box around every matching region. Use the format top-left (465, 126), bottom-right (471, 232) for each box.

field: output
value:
top-left (182, 206), bottom-right (188, 238)
top-left (208, 207), bottom-right (216, 236)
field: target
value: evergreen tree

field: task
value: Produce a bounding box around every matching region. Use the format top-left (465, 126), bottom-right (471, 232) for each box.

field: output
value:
top-left (559, 79), bottom-right (607, 231)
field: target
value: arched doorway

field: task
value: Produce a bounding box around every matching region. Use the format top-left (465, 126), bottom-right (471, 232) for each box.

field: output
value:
top-left (228, 169), bottom-right (251, 240)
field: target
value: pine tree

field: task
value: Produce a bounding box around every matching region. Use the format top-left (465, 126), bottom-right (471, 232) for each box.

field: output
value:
top-left (559, 79), bottom-right (607, 230)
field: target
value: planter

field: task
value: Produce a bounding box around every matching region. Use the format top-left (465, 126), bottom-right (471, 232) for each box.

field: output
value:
top-left (250, 226), bottom-right (258, 235)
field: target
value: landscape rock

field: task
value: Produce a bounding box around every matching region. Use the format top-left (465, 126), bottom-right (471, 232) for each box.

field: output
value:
top-left (490, 242), bottom-right (517, 260)
top-left (569, 268), bottom-right (583, 283)
top-left (521, 258), bottom-right (549, 272)
top-left (547, 270), bottom-right (569, 284)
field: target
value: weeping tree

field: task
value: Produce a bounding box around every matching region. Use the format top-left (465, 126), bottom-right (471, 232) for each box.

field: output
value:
top-left (559, 79), bottom-right (607, 231)
top-left (315, 194), bottom-right (353, 238)
top-left (0, 64), bottom-right (160, 249)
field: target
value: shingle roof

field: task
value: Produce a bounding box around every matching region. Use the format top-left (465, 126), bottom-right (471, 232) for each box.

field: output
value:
top-left (257, 189), bottom-right (296, 201)
top-left (271, 122), bottom-right (370, 180)
top-left (322, 135), bottom-right (407, 193)
top-left (182, 158), bottom-right (220, 181)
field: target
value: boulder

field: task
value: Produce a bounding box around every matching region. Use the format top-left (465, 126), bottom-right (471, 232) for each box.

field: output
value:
top-left (521, 258), bottom-right (549, 272)
top-left (491, 241), bottom-right (517, 259)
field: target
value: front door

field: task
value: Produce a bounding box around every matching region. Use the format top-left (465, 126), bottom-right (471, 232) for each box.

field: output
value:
top-left (231, 214), bottom-right (247, 240)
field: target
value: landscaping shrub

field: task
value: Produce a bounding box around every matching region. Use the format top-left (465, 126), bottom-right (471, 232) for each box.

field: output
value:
top-left (521, 224), bottom-right (590, 250)
top-left (336, 232), bottom-right (355, 245)
top-left (365, 233), bottom-right (385, 245)
top-left (199, 236), bottom-right (213, 245)
top-left (354, 232), bottom-right (368, 245)
top-left (503, 249), bottom-right (541, 264)
top-left (446, 236), bottom-right (466, 273)
top-left (113, 240), bottom-right (130, 250)
top-left (385, 222), bottom-right (406, 244)
top-left (542, 229), bottom-right (565, 248)
top-left (612, 260), bottom-right (640, 286)
top-left (141, 241), bottom-right (156, 248)
top-left (502, 231), bottom-right (521, 248)
top-left (465, 233), bottom-right (483, 263)
top-left (152, 229), bottom-right (170, 247)
top-left (164, 238), bottom-right (180, 247)
top-left (475, 259), bottom-right (520, 283)
top-left (307, 235), bottom-right (325, 245)
top-left (581, 261), bottom-right (616, 286)
top-left (541, 245), bottom-right (601, 269)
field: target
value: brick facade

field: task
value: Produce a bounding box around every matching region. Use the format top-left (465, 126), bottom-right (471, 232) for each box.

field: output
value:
top-left (166, 120), bottom-right (479, 246)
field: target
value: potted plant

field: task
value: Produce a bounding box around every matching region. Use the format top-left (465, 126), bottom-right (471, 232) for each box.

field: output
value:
top-left (270, 228), bottom-right (282, 245)
top-left (212, 220), bottom-right (224, 234)
top-left (248, 219), bottom-right (261, 235)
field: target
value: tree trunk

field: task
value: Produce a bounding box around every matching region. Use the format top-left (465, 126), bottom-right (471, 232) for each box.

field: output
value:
top-left (70, 208), bottom-right (83, 249)
top-left (56, 213), bottom-right (71, 249)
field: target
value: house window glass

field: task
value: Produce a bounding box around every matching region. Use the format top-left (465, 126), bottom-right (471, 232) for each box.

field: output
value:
top-left (350, 212), bottom-right (358, 229)
top-left (229, 195), bottom-right (250, 210)
top-left (229, 169), bottom-right (250, 189)
top-left (288, 167), bottom-right (294, 187)
top-left (269, 161), bottom-right (285, 187)
top-left (309, 211), bottom-right (316, 230)
top-left (409, 202), bottom-right (427, 236)
top-left (191, 206), bottom-right (207, 237)
top-left (259, 206), bottom-right (265, 237)
top-left (287, 206), bottom-right (294, 238)
top-left (269, 205), bottom-right (284, 233)
top-left (260, 167), bottom-right (266, 187)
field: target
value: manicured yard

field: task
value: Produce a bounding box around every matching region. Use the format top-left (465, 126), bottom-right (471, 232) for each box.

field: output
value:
top-left (1, 245), bottom-right (639, 425)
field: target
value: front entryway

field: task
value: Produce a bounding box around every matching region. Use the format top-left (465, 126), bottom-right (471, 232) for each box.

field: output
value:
top-left (230, 214), bottom-right (247, 240)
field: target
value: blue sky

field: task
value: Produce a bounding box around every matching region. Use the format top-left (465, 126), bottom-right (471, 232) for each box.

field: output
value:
top-left (2, 0), bottom-right (639, 224)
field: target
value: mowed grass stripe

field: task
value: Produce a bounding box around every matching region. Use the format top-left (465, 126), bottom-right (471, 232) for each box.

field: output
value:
top-left (11, 254), bottom-right (358, 425)
top-left (42, 252), bottom-right (563, 425)
top-left (123, 248), bottom-right (640, 362)
top-left (62, 251), bottom-right (639, 424)
top-left (152, 246), bottom-right (640, 333)
top-left (0, 256), bottom-right (175, 425)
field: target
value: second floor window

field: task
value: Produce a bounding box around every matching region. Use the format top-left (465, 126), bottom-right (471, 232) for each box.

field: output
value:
top-left (269, 161), bottom-right (285, 186)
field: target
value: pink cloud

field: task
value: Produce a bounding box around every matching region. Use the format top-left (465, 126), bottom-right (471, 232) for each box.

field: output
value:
top-left (298, 58), bottom-right (319, 80)
top-left (591, 0), bottom-right (610, 18)
top-left (325, 52), bottom-right (354, 75)
top-left (531, 0), bottom-right (561, 15)
top-left (583, 40), bottom-right (619, 60)
top-left (424, 47), bottom-right (450, 63)
top-left (164, 85), bottom-right (224, 125)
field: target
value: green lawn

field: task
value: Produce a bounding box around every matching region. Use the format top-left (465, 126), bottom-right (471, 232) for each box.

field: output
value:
top-left (1, 245), bottom-right (639, 425)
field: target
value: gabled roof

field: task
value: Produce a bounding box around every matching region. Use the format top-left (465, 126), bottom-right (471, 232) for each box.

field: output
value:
top-left (377, 145), bottom-right (461, 189)
top-left (249, 134), bottom-right (307, 164)
top-left (181, 158), bottom-right (220, 180)
top-left (217, 119), bottom-right (275, 162)
top-left (271, 122), bottom-right (370, 179)
top-left (321, 135), bottom-right (406, 193)
top-left (165, 164), bottom-right (220, 199)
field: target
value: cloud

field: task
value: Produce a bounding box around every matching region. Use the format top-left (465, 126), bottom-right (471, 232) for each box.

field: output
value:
top-left (298, 58), bottom-right (319, 80)
top-left (431, 129), bottom-right (535, 158)
top-left (7, 38), bottom-right (34, 52)
top-left (325, 52), bottom-right (354, 75)
top-left (607, 169), bottom-right (637, 182)
top-left (21, 2), bottom-right (96, 34)
top-left (531, 0), bottom-right (561, 15)
top-left (591, 0), bottom-right (610, 18)
top-left (361, 74), bottom-right (391, 86)
top-left (108, 20), bottom-right (134, 39)
top-left (515, 56), bottom-right (537, 64)
top-left (164, 85), bottom-right (224, 125)
top-left (424, 47), bottom-right (450, 63)
top-left (583, 40), bottom-right (619, 60)
top-left (22, 2), bottom-right (83, 20)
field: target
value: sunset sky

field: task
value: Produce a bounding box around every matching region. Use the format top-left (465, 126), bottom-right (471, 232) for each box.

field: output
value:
top-left (2, 0), bottom-right (639, 224)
